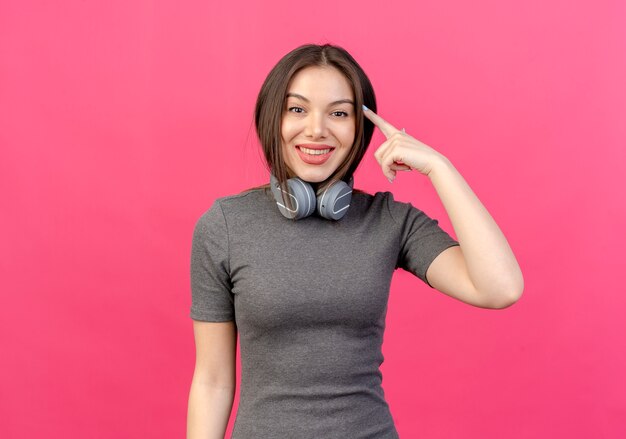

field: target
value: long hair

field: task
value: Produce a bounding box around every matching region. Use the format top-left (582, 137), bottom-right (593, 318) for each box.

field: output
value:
top-left (254, 44), bottom-right (377, 201)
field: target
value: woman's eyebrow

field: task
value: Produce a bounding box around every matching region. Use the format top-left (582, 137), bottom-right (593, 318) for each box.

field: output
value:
top-left (286, 92), bottom-right (354, 106)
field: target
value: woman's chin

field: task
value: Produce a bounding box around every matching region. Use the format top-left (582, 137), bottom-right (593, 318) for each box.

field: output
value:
top-left (291, 169), bottom-right (333, 183)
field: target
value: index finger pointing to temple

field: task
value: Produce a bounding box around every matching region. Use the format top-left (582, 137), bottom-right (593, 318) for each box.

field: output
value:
top-left (362, 105), bottom-right (400, 138)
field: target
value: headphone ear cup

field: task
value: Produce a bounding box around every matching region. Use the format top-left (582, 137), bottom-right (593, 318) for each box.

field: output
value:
top-left (270, 175), bottom-right (316, 220)
top-left (288, 178), bottom-right (316, 219)
top-left (317, 180), bottom-right (353, 220)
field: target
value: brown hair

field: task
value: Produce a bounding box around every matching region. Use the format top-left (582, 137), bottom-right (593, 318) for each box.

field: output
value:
top-left (254, 43), bottom-right (377, 200)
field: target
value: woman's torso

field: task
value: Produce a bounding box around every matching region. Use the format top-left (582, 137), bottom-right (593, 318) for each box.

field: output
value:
top-left (224, 188), bottom-right (400, 439)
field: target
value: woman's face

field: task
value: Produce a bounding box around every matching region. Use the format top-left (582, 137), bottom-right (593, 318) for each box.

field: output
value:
top-left (281, 66), bottom-right (356, 183)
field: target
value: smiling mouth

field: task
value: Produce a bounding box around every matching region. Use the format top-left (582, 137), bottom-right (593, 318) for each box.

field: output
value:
top-left (295, 144), bottom-right (336, 165)
top-left (298, 146), bottom-right (334, 155)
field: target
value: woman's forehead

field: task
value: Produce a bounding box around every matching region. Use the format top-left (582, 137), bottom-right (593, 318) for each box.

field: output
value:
top-left (286, 66), bottom-right (354, 101)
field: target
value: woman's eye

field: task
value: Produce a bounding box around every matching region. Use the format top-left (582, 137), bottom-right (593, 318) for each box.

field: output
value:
top-left (287, 107), bottom-right (349, 117)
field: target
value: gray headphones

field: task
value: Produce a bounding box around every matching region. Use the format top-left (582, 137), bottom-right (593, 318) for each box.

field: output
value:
top-left (270, 174), bottom-right (354, 220)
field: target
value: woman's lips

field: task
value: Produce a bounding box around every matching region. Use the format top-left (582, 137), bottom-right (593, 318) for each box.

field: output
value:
top-left (295, 144), bottom-right (335, 165)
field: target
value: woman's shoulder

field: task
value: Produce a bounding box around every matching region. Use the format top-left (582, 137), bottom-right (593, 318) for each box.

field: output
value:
top-left (351, 189), bottom-right (427, 223)
top-left (352, 189), bottom-right (402, 209)
top-left (350, 190), bottom-right (395, 218)
top-left (215, 185), bottom-right (271, 204)
top-left (200, 186), bottom-right (274, 220)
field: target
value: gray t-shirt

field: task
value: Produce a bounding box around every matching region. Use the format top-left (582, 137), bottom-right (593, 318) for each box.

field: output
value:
top-left (190, 188), bottom-right (459, 439)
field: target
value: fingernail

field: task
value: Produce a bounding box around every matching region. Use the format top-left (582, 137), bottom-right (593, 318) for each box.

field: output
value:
top-left (362, 104), bottom-right (369, 111)
top-left (387, 177), bottom-right (394, 183)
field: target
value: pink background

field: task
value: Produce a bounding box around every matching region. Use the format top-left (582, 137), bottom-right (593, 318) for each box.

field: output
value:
top-left (1, 0), bottom-right (625, 437)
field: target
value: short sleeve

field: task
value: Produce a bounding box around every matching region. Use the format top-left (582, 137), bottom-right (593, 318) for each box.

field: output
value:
top-left (387, 193), bottom-right (460, 288)
top-left (189, 200), bottom-right (235, 321)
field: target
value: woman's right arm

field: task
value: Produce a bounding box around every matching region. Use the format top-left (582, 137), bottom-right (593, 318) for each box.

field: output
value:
top-left (187, 320), bottom-right (237, 439)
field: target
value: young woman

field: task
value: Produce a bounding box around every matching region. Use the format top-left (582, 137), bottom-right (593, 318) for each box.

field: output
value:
top-left (187, 44), bottom-right (523, 439)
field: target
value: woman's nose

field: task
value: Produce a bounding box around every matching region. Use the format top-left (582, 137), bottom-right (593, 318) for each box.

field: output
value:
top-left (305, 112), bottom-right (327, 138)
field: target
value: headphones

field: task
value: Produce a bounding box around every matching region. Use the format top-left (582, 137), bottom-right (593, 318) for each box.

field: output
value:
top-left (270, 174), bottom-right (354, 221)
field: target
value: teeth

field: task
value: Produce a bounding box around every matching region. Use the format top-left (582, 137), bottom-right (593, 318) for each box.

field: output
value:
top-left (300, 147), bottom-right (332, 155)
